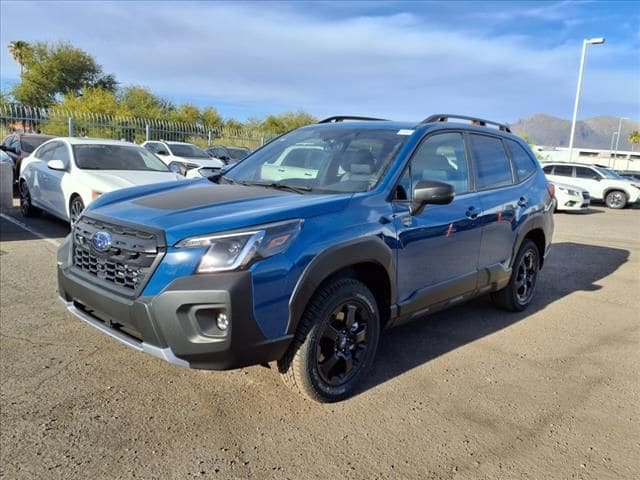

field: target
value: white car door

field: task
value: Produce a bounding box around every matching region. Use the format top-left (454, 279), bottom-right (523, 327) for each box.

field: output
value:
top-left (144, 142), bottom-right (172, 165)
top-left (46, 142), bottom-right (72, 217)
top-left (27, 142), bottom-right (57, 211)
top-left (573, 165), bottom-right (605, 200)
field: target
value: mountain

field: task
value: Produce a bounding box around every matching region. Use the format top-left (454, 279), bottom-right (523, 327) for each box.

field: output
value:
top-left (511, 114), bottom-right (640, 151)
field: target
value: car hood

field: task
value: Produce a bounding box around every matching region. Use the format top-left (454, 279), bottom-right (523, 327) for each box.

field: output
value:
top-left (173, 156), bottom-right (224, 168)
top-left (85, 179), bottom-right (352, 245)
top-left (78, 170), bottom-right (184, 192)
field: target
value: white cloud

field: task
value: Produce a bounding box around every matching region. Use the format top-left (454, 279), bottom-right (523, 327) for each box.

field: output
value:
top-left (1, 1), bottom-right (638, 121)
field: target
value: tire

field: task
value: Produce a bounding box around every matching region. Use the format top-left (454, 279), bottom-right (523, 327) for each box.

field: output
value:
top-left (19, 181), bottom-right (42, 218)
top-left (278, 278), bottom-right (380, 402)
top-left (605, 190), bottom-right (627, 209)
top-left (69, 195), bottom-right (85, 225)
top-left (491, 239), bottom-right (540, 312)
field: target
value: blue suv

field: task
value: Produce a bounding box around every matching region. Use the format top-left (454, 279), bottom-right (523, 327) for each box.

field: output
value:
top-left (57, 114), bottom-right (554, 402)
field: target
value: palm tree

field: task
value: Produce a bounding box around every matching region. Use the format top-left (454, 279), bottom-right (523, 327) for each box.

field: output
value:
top-left (629, 130), bottom-right (640, 152)
top-left (7, 40), bottom-right (32, 77)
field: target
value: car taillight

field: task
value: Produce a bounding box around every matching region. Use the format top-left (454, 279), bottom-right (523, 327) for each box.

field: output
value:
top-left (547, 183), bottom-right (556, 198)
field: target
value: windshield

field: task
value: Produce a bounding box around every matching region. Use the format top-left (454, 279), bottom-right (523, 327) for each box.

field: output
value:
top-left (21, 136), bottom-right (50, 153)
top-left (594, 167), bottom-right (624, 179)
top-left (168, 143), bottom-right (210, 158)
top-left (73, 144), bottom-right (170, 171)
top-left (224, 126), bottom-right (409, 193)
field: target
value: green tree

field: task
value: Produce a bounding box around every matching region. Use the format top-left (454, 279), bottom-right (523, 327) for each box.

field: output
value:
top-left (224, 118), bottom-right (245, 130)
top-left (7, 40), bottom-right (32, 77)
top-left (629, 130), bottom-right (640, 152)
top-left (11, 42), bottom-right (116, 106)
top-left (59, 87), bottom-right (119, 115)
top-left (170, 103), bottom-right (200, 124)
top-left (116, 86), bottom-right (173, 119)
top-left (260, 110), bottom-right (316, 134)
top-left (200, 106), bottom-right (223, 128)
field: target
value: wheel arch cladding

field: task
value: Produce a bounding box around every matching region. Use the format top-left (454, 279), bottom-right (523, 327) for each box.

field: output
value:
top-left (287, 237), bottom-right (395, 336)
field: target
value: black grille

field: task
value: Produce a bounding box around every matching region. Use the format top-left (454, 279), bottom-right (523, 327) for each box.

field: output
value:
top-left (72, 217), bottom-right (160, 293)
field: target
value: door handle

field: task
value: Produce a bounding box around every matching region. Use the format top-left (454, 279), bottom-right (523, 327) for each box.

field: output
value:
top-left (277, 168), bottom-right (286, 172)
top-left (465, 206), bottom-right (481, 219)
top-left (518, 197), bottom-right (528, 208)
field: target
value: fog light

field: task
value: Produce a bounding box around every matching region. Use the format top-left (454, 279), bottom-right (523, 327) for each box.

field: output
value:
top-left (216, 312), bottom-right (229, 330)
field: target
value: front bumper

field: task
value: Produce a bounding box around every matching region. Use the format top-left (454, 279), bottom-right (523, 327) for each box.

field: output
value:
top-left (57, 264), bottom-right (293, 370)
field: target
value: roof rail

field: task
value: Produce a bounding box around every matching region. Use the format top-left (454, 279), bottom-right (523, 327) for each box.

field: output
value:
top-left (421, 114), bottom-right (511, 133)
top-left (318, 115), bottom-right (389, 124)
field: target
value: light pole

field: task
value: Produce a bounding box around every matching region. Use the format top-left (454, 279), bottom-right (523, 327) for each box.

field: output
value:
top-left (613, 117), bottom-right (628, 157)
top-left (609, 131), bottom-right (618, 167)
top-left (568, 37), bottom-right (605, 163)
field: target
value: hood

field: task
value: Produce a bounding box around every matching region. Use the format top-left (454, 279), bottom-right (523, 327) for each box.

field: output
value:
top-left (173, 156), bottom-right (224, 168)
top-left (79, 170), bottom-right (184, 192)
top-left (85, 179), bottom-right (352, 245)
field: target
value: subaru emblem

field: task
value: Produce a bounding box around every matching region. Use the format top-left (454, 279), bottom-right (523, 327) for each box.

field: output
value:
top-left (91, 231), bottom-right (112, 253)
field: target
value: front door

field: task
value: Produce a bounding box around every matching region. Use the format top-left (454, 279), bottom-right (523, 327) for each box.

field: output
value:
top-left (394, 132), bottom-right (482, 316)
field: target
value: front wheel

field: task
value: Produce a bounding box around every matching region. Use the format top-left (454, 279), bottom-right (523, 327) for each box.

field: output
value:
top-left (491, 239), bottom-right (540, 312)
top-left (69, 196), bottom-right (85, 225)
top-left (19, 181), bottom-right (42, 218)
top-left (605, 190), bottom-right (626, 209)
top-left (278, 278), bottom-right (380, 402)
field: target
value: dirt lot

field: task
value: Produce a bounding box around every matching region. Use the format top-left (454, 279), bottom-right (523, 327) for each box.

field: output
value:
top-left (1, 204), bottom-right (638, 480)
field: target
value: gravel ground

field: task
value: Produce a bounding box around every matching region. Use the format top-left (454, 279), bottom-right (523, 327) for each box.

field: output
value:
top-left (1, 205), bottom-right (638, 479)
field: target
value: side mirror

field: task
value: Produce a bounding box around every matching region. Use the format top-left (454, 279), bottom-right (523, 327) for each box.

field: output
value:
top-left (157, 150), bottom-right (169, 156)
top-left (47, 159), bottom-right (66, 171)
top-left (412, 179), bottom-right (454, 215)
top-left (592, 175), bottom-right (601, 181)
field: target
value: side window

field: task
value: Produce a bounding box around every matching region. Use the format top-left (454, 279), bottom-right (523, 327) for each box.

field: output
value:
top-left (52, 143), bottom-right (71, 166)
top-left (468, 134), bottom-right (513, 190)
top-left (36, 142), bottom-right (58, 161)
top-left (506, 140), bottom-right (537, 182)
top-left (8, 136), bottom-right (20, 152)
top-left (575, 166), bottom-right (597, 179)
top-left (542, 165), bottom-right (553, 174)
top-left (553, 165), bottom-right (573, 177)
top-left (408, 132), bottom-right (469, 195)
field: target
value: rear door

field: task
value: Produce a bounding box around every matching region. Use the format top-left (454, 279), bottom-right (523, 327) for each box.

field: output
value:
top-left (394, 131), bottom-right (482, 316)
top-left (467, 133), bottom-right (520, 272)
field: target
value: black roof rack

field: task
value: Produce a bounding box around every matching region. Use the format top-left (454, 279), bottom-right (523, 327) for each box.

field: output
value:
top-left (421, 114), bottom-right (511, 133)
top-left (318, 115), bottom-right (389, 124)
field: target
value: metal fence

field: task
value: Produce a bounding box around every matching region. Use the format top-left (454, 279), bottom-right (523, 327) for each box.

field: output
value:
top-left (0, 103), bottom-right (277, 149)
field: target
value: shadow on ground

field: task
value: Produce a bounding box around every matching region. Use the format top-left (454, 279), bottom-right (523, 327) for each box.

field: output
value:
top-left (363, 241), bottom-right (629, 394)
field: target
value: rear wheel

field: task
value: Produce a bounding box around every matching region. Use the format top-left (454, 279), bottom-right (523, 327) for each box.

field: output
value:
top-left (491, 239), bottom-right (540, 312)
top-left (278, 278), bottom-right (380, 402)
top-left (605, 190), bottom-right (626, 209)
top-left (19, 181), bottom-right (41, 218)
top-left (69, 196), bottom-right (85, 225)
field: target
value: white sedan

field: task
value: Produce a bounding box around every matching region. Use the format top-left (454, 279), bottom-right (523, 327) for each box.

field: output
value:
top-left (19, 138), bottom-right (184, 225)
top-left (551, 181), bottom-right (590, 212)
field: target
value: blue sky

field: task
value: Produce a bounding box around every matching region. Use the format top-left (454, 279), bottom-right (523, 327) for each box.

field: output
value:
top-left (1, 0), bottom-right (639, 122)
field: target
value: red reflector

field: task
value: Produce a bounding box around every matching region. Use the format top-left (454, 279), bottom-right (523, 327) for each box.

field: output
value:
top-left (547, 183), bottom-right (556, 198)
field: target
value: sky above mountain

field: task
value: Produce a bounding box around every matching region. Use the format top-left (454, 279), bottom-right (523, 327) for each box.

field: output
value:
top-left (1, 0), bottom-right (638, 122)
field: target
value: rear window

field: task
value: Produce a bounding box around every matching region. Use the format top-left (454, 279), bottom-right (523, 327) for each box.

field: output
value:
top-left (73, 144), bottom-right (169, 171)
top-left (469, 134), bottom-right (513, 190)
top-left (506, 140), bottom-right (537, 181)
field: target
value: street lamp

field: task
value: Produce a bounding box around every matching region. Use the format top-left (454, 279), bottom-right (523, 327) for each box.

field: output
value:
top-left (613, 117), bottom-right (629, 159)
top-left (568, 37), bottom-right (605, 163)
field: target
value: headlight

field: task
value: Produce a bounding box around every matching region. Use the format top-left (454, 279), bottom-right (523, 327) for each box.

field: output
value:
top-left (176, 219), bottom-right (303, 273)
top-left (631, 183), bottom-right (640, 190)
top-left (168, 162), bottom-right (199, 175)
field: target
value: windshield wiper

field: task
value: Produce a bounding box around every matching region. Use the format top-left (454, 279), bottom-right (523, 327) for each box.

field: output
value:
top-left (239, 181), bottom-right (312, 194)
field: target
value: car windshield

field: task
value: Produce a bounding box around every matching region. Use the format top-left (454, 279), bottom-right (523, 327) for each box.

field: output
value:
top-left (594, 167), bottom-right (624, 179)
top-left (224, 126), bottom-right (409, 193)
top-left (21, 136), bottom-right (50, 153)
top-left (73, 144), bottom-right (170, 171)
top-left (168, 143), bottom-right (210, 158)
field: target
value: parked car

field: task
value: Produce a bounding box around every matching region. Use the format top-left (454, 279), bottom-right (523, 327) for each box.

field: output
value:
top-left (614, 170), bottom-right (640, 182)
top-left (549, 181), bottom-right (590, 212)
top-left (260, 144), bottom-right (328, 181)
top-left (542, 162), bottom-right (640, 209)
top-left (142, 140), bottom-right (224, 176)
top-left (1, 132), bottom-right (55, 181)
top-left (20, 138), bottom-right (183, 225)
top-left (57, 114), bottom-right (554, 402)
top-left (206, 145), bottom-right (251, 165)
